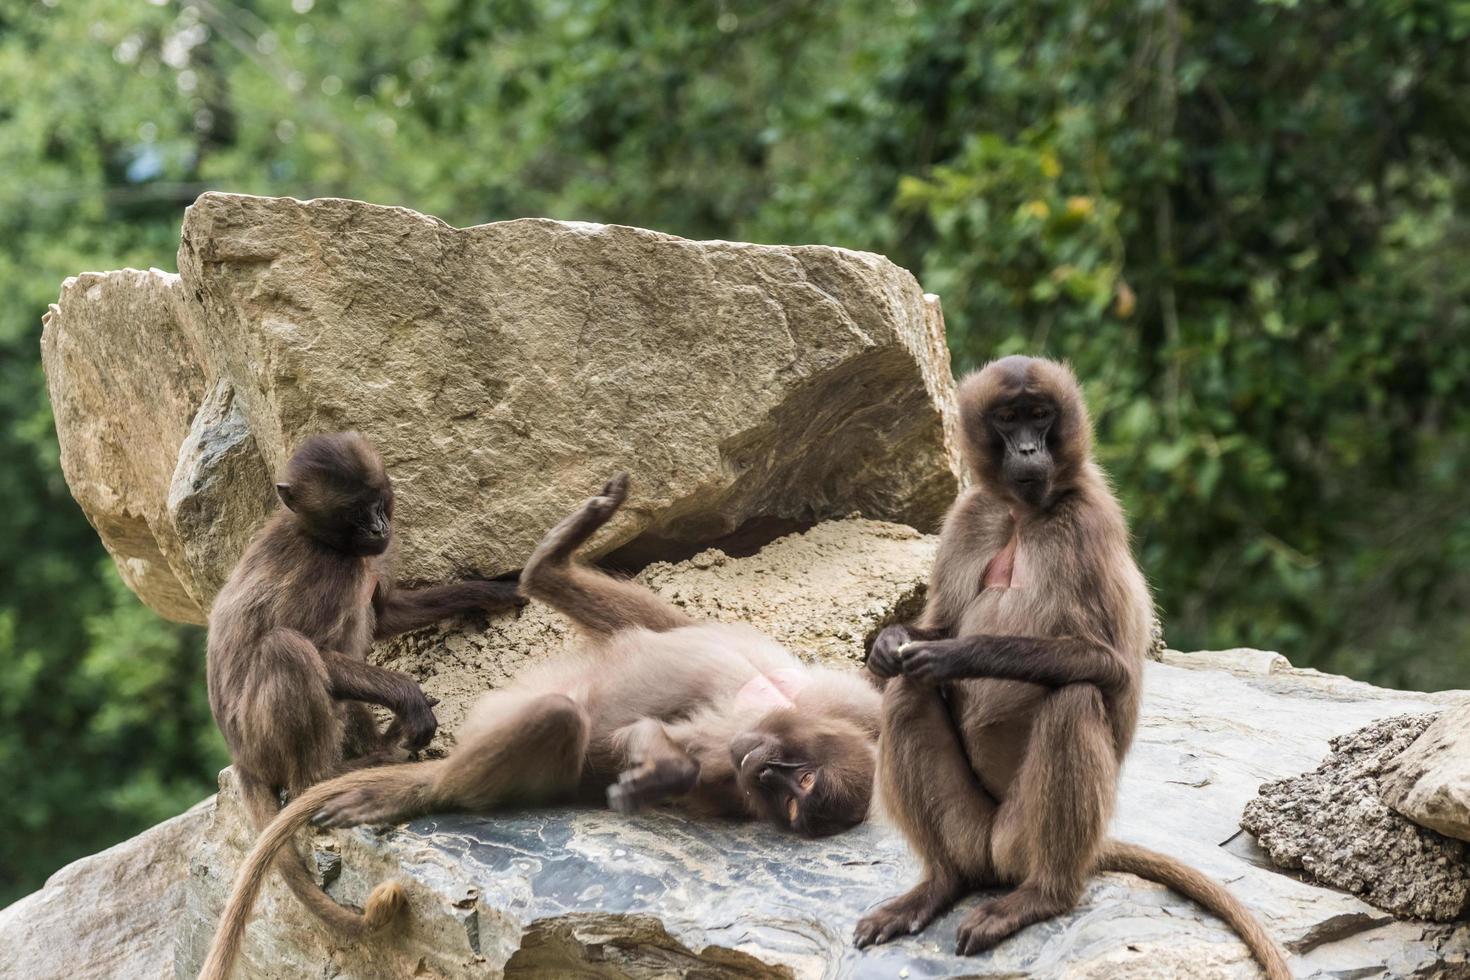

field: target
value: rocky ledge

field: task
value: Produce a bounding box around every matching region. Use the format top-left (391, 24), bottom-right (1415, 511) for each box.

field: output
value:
top-left (6, 649), bottom-right (1465, 978)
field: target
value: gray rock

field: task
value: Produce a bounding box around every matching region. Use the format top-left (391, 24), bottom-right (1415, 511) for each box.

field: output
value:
top-left (1241, 713), bottom-right (1470, 921)
top-left (43, 194), bottom-right (961, 623)
top-left (0, 797), bottom-right (213, 980)
top-left (165, 380), bottom-right (278, 610)
top-left (1382, 702), bottom-right (1470, 843)
top-left (170, 643), bottom-right (1469, 978)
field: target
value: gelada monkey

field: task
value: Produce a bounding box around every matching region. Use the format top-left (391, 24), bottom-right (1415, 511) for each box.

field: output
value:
top-left (202, 473), bottom-right (879, 979)
top-left (856, 357), bottom-right (1289, 978)
top-left (202, 432), bottom-right (521, 979)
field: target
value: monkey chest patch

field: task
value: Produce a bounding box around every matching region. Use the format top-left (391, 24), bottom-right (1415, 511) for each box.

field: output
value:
top-left (734, 668), bottom-right (804, 713)
top-left (982, 533), bottom-right (1024, 590)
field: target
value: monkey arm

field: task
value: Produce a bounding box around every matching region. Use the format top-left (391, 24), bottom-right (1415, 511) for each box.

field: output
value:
top-left (606, 718), bottom-right (700, 814)
top-left (373, 580), bottom-right (523, 639)
top-left (898, 635), bottom-right (1131, 693)
top-left (319, 651), bottom-right (439, 750)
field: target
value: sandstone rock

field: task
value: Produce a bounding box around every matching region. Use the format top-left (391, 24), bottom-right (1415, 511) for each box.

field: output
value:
top-left (0, 797), bottom-right (212, 980)
top-left (1381, 702), bottom-right (1470, 843)
top-left (41, 268), bottom-right (209, 623)
top-left (42, 194), bottom-right (961, 623)
top-left (166, 645), bottom-right (1470, 979)
top-left (1240, 713), bottom-right (1470, 921)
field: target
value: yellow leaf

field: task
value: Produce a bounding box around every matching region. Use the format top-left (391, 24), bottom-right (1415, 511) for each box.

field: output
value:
top-left (1065, 195), bottom-right (1095, 218)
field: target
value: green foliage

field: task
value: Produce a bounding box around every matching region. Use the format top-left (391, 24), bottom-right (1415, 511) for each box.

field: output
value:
top-left (1, 0), bottom-right (1467, 902)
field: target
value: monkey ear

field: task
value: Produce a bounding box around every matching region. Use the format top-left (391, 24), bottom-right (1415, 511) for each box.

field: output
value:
top-left (275, 483), bottom-right (297, 511)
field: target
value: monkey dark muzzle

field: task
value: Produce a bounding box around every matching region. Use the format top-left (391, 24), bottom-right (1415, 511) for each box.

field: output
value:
top-left (731, 730), bottom-right (800, 789)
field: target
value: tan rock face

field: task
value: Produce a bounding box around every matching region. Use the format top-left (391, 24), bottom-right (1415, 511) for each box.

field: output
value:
top-left (42, 193), bottom-right (960, 622)
top-left (1381, 703), bottom-right (1470, 842)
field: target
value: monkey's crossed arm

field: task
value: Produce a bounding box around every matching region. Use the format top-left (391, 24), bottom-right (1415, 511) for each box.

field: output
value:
top-left (895, 635), bottom-right (1131, 694)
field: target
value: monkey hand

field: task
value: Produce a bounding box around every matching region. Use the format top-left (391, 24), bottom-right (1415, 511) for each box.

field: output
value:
top-left (898, 639), bottom-right (970, 684)
top-left (607, 758), bottom-right (700, 814)
top-left (393, 685), bottom-right (440, 751)
top-left (866, 624), bottom-right (914, 679)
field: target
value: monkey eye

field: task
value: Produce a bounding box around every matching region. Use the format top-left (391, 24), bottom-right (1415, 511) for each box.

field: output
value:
top-left (1032, 406), bottom-right (1050, 420)
top-left (798, 771), bottom-right (816, 792)
top-left (995, 410), bottom-right (1017, 423)
top-left (786, 797), bottom-right (799, 824)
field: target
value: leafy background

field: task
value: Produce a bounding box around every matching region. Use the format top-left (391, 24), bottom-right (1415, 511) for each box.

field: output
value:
top-left (2, 0), bottom-right (1467, 904)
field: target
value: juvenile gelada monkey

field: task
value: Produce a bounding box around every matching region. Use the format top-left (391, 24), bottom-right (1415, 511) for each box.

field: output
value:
top-left (855, 356), bottom-right (1289, 978)
top-left (202, 431), bottom-right (521, 978)
top-left (201, 473), bottom-right (880, 979)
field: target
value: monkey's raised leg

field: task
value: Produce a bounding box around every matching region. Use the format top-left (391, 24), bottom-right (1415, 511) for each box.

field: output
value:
top-left (954, 684), bottom-right (1115, 956)
top-left (313, 691), bottom-right (590, 828)
top-left (229, 629), bottom-right (344, 795)
top-left (854, 677), bottom-right (997, 948)
top-left (607, 717), bottom-right (701, 813)
top-left (521, 473), bottom-right (694, 637)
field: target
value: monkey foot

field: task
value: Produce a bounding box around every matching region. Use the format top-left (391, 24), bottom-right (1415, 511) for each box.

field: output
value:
top-left (853, 879), bottom-right (958, 948)
top-left (953, 890), bottom-right (1058, 956)
top-left (606, 758), bottom-right (699, 814)
top-left (312, 786), bottom-right (408, 829)
top-left (523, 473), bottom-right (630, 576)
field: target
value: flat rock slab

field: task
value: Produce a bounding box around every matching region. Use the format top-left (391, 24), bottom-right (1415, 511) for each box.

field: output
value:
top-left (172, 654), bottom-right (1470, 979)
top-left (43, 194), bottom-right (960, 623)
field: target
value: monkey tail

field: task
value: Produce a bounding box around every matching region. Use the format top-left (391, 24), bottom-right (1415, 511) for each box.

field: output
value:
top-left (198, 774), bottom-right (410, 980)
top-left (1095, 840), bottom-right (1291, 980)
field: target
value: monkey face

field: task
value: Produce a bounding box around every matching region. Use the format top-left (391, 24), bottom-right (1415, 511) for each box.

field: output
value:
top-left (277, 432), bottom-right (396, 556)
top-left (729, 711), bottom-right (875, 837)
top-left (989, 395), bottom-right (1057, 507)
top-left (958, 355), bottom-right (1092, 509)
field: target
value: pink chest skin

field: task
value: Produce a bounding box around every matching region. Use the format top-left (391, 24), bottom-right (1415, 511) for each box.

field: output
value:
top-left (734, 668), bottom-right (806, 713)
top-left (982, 512), bottom-right (1025, 590)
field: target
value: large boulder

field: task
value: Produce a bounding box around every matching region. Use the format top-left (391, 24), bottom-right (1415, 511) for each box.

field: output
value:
top-left (0, 797), bottom-right (213, 980)
top-left (41, 194), bottom-right (960, 624)
top-left (1381, 702), bottom-right (1470, 843)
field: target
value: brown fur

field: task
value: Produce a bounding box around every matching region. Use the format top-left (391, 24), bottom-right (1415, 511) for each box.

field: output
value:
top-left (200, 432), bottom-right (521, 980)
top-left (854, 357), bottom-right (1289, 979)
top-left (201, 473), bottom-right (881, 976)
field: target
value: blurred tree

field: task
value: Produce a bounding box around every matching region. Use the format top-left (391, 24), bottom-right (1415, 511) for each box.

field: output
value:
top-left (1, 0), bottom-right (1467, 902)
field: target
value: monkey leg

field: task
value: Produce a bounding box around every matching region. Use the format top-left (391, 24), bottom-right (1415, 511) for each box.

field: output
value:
top-left (954, 684), bottom-right (1115, 957)
top-left (313, 692), bottom-right (591, 828)
top-left (435, 692), bottom-right (591, 810)
top-left (607, 718), bottom-right (700, 814)
top-left (233, 629), bottom-right (345, 797)
top-left (854, 677), bottom-right (997, 948)
top-left (520, 474), bottom-right (693, 637)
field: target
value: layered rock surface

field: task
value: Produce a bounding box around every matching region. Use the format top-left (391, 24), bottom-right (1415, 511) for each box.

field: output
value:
top-left (42, 194), bottom-right (960, 624)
